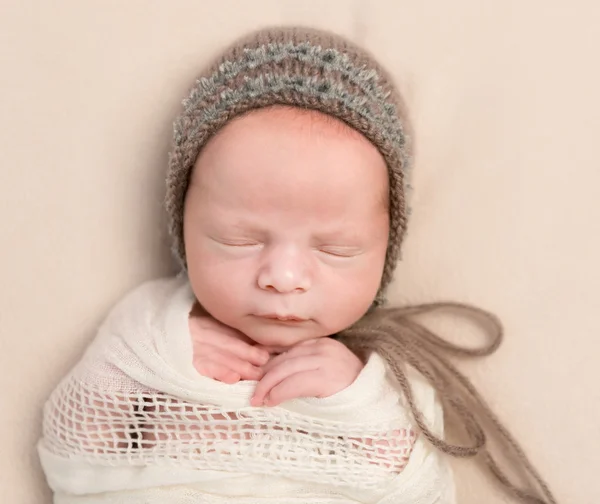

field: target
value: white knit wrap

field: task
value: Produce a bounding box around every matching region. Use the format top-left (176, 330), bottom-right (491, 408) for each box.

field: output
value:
top-left (38, 276), bottom-right (455, 503)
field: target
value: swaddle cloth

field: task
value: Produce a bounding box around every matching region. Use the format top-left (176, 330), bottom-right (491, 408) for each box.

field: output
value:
top-left (37, 275), bottom-right (454, 504)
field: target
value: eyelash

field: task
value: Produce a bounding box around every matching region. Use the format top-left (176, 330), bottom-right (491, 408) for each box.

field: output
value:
top-left (222, 241), bottom-right (262, 248)
top-left (214, 238), bottom-right (357, 257)
top-left (317, 247), bottom-right (357, 258)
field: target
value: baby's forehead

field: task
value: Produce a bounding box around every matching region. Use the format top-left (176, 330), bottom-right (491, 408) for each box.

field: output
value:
top-left (189, 105), bottom-right (389, 213)
top-left (219, 105), bottom-right (366, 143)
top-left (190, 105), bottom-right (383, 186)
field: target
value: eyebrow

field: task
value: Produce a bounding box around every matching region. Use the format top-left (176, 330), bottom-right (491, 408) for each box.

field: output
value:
top-left (217, 218), bottom-right (268, 235)
top-left (312, 226), bottom-right (365, 243)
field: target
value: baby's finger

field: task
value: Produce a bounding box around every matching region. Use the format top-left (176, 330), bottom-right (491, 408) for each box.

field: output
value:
top-left (193, 360), bottom-right (241, 384)
top-left (261, 345), bottom-right (320, 373)
top-left (197, 332), bottom-right (269, 367)
top-left (194, 347), bottom-right (263, 381)
top-left (251, 356), bottom-right (319, 406)
top-left (212, 367), bottom-right (241, 385)
top-left (260, 370), bottom-right (322, 407)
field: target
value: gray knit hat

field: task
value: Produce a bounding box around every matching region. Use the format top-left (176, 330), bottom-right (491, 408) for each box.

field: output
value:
top-left (166, 26), bottom-right (412, 305)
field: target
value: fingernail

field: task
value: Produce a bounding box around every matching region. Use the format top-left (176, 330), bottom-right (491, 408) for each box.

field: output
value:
top-left (250, 395), bottom-right (262, 407)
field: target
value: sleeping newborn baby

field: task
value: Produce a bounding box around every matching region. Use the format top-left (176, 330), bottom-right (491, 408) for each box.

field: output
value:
top-left (37, 25), bottom-right (556, 504)
top-left (37, 27), bottom-right (450, 504)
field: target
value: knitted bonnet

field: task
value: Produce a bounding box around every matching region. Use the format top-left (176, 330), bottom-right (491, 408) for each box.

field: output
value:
top-left (166, 26), bottom-right (412, 304)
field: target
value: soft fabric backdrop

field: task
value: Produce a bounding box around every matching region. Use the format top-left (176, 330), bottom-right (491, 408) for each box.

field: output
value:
top-left (1, 1), bottom-right (598, 502)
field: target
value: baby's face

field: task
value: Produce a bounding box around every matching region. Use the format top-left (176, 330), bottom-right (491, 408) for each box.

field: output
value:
top-left (183, 107), bottom-right (389, 347)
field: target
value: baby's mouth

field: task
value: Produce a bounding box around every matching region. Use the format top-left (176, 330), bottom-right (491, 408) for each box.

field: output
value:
top-left (257, 314), bottom-right (307, 323)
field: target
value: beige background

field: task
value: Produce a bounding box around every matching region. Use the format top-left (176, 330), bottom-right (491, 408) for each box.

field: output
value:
top-left (1, 0), bottom-right (598, 502)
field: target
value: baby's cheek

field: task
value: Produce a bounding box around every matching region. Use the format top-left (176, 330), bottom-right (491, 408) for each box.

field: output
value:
top-left (192, 272), bottom-right (245, 320)
top-left (321, 280), bottom-right (376, 330)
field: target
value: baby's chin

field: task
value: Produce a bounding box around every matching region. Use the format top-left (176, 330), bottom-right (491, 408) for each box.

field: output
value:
top-left (238, 320), bottom-right (334, 348)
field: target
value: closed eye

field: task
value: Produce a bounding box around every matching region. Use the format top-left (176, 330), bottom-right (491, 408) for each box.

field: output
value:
top-left (225, 241), bottom-right (261, 247)
top-left (317, 247), bottom-right (361, 258)
top-left (212, 238), bottom-right (263, 248)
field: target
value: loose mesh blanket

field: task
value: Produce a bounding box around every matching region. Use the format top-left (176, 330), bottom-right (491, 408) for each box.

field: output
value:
top-left (37, 276), bottom-right (453, 504)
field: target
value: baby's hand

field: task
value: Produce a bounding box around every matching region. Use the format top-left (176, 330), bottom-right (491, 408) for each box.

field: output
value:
top-left (250, 338), bottom-right (363, 407)
top-left (189, 306), bottom-right (270, 384)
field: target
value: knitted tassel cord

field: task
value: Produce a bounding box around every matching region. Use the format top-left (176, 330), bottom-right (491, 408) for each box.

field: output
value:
top-left (339, 303), bottom-right (558, 504)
